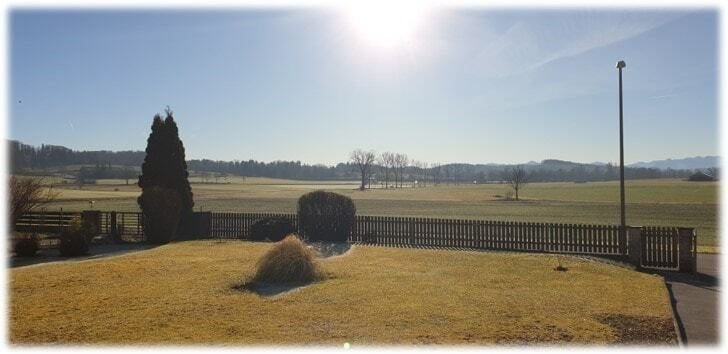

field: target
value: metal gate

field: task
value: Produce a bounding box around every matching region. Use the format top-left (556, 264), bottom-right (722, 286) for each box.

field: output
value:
top-left (100, 211), bottom-right (146, 243)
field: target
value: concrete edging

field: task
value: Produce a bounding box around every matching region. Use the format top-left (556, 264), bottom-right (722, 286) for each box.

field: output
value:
top-left (661, 277), bottom-right (685, 347)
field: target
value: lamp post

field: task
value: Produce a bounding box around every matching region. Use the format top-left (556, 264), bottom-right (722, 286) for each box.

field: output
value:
top-left (616, 60), bottom-right (626, 244)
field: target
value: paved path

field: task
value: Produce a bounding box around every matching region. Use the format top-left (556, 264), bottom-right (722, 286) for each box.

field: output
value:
top-left (662, 254), bottom-right (720, 346)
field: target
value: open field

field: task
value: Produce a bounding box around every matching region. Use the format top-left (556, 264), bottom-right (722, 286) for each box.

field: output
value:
top-left (34, 177), bottom-right (720, 251)
top-left (9, 241), bottom-right (676, 345)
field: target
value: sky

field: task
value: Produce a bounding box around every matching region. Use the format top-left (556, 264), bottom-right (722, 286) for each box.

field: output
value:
top-left (8, 7), bottom-right (719, 166)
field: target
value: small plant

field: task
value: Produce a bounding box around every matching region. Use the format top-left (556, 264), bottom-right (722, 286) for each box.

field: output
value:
top-left (297, 190), bottom-right (356, 242)
top-left (251, 235), bottom-right (324, 285)
top-left (59, 217), bottom-right (93, 257)
top-left (249, 217), bottom-right (296, 242)
top-left (13, 234), bottom-right (39, 257)
top-left (554, 256), bottom-right (568, 272)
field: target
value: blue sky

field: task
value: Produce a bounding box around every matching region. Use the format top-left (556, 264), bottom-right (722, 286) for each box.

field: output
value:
top-left (9, 8), bottom-right (718, 165)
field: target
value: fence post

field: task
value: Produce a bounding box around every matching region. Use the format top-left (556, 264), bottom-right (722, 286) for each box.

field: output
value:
top-left (81, 210), bottom-right (101, 236)
top-left (59, 208), bottom-right (64, 232)
top-left (627, 226), bottom-right (642, 267)
top-left (619, 225), bottom-right (628, 255)
top-left (39, 208), bottom-right (45, 234)
top-left (409, 218), bottom-right (415, 245)
top-left (678, 227), bottom-right (696, 273)
top-left (110, 211), bottom-right (118, 241)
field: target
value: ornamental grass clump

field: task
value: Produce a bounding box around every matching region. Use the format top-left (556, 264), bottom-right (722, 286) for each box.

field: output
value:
top-left (252, 234), bottom-right (324, 285)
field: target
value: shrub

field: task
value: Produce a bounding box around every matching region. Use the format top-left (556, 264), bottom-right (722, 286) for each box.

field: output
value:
top-left (14, 234), bottom-right (39, 257)
top-left (252, 235), bottom-right (323, 285)
top-left (249, 217), bottom-right (296, 242)
top-left (297, 190), bottom-right (356, 242)
top-left (139, 186), bottom-right (182, 244)
top-left (59, 217), bottom-right (93, 257)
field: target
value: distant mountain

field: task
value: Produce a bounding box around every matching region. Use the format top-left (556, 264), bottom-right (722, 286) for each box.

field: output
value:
top-left (627, 156), bottom-right (719, 170)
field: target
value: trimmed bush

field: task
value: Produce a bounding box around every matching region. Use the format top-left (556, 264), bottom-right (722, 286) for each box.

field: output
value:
top-left (59, 217), bottom-right (93, 257)
top-left (252, 235), bottom-right (323, 285)
top-left (139, 186), bottom-right (182, 244)
top-left (14, 234), bottom-right (39, 257)
top-left (249, 217), bottom-right (296, 242)
top-left (297, 190), bottom-right (356, 242)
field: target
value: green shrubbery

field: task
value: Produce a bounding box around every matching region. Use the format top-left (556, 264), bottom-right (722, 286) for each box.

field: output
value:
top-left (59, 217), bottom-right (96, 257)
top-left (297, 190), bottom-right (356, 242)
top-left (139, 186), bottom-right (182, 244)
top-left (249, 217), bottom-right (296, 242)
top-left (252, 235), bottom-right (323, 285)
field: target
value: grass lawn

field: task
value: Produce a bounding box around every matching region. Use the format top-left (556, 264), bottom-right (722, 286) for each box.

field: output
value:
top-left (40, 177), bottom-right (719, 250)
top-left (10, 241), bottom-right (677, 345)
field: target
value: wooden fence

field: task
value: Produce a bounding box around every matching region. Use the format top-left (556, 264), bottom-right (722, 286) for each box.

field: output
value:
top-left (13, 210), bottom-right (697, 272)
top-left (203, 212), bottom-right (695, 272)
top-left (352, 216), bottom-right (624, 255)
top-left (209, 212), bottom-right (297, 239)
top-left (14, 210), bottom-right (80, 234)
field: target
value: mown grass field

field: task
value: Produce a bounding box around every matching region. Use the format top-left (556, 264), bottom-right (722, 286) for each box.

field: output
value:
top-left (37, 176), bottom-right (720, 251)
top-left (10, 241), bottom-right (676, 345)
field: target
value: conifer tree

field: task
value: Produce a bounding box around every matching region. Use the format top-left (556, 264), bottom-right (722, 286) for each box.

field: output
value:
top-left (161, 109), bottom-right (194, 216)
top-left (137, 107), bottom-right (194, 242)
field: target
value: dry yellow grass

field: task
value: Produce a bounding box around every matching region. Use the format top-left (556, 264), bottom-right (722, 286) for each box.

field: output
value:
top-left (9, 241), bottom-right (675, 345)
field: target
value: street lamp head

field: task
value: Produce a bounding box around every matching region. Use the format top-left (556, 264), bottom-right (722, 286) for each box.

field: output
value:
top-left (616, 60), bottom-right (626, 69)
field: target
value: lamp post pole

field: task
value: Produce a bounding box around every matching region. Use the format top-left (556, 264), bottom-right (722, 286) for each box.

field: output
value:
top-left (617, 60), bottom-right (627, 243)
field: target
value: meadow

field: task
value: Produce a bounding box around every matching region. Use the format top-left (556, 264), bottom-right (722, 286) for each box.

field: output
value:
top-left (38, 176), bottom-right (719, 251)
top-left (10, 241), bottom-right (676, 345)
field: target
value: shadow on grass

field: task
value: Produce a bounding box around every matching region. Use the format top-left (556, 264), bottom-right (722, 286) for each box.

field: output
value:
top-left (232, 280), bottom-right (316, 297)
top-left (9, 243), bottom-right (158, 269)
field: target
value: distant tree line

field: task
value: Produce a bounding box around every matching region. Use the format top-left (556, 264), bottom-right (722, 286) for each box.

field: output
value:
top-left (9, 140), bottom-right (145, 171)
top-left (9, 140), bottom-right (707, 184)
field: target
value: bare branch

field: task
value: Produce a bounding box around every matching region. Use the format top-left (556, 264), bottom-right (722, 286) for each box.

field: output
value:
top-left (9, 176), bottom-right (59, 226)
top-left (350, 149), bottom-right (377, 190)
top-left (502, 165), bottom-right (529, 201)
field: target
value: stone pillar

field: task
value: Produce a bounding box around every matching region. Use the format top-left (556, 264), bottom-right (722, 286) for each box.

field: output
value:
top-left (627, 226), bottom-right (642, 268)
top-left (678, 227), bottom-right (696, 273)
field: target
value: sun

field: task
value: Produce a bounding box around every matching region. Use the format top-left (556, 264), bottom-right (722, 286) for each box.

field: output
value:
top-left (343, 3), bottom-right (430, 49)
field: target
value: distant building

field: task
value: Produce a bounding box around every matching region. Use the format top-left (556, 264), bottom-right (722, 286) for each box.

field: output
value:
top-left (688, 171), bottom-right (716, 182)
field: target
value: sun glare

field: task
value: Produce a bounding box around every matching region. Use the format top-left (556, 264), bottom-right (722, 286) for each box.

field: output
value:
top-left (344, 3), bottom-right (430, 49)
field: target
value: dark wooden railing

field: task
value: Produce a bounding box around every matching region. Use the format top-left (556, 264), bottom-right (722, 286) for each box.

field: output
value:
top-left (13, 210), bottom-right (697, 272)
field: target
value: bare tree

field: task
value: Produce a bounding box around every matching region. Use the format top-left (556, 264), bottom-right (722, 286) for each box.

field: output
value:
top-left (379, 152), bottom-right (395, 189)
top-left (350, 149), bottom-right (377, 190)
top-left (9, 176), bottom-right (59, 226)
top-left (503, 165), bottom-right (529, 201)
top-left (393, 153), bottom-right (409, 188)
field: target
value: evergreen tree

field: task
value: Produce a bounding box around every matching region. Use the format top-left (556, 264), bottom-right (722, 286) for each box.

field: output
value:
top-left (137, 115), bottom-right (165, 192)
top-left (137, 108), bottom-right (194, 242)
top-left (161, 109), bottom-right (194, 216)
